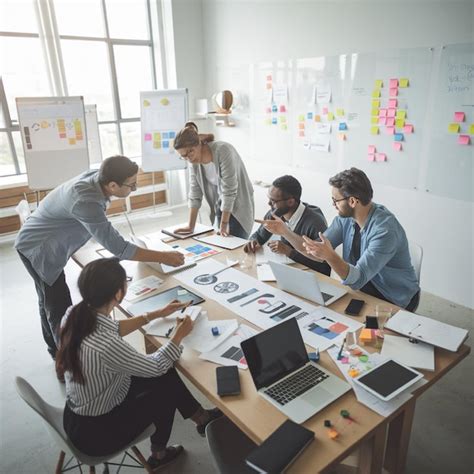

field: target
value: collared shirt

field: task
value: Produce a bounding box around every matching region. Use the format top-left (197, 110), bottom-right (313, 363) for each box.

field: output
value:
top-left (15, 170), bottom-right (138, 286)
top-left (286, 201), bottom-right (306, 232)
top-left (324, 203), bottom-right (419, 308)
top-left (63, 311), bottom-right (182, 416)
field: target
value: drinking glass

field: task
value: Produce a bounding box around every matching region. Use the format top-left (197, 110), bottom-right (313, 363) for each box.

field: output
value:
top-left (375, 304), bottom-right (393, 341)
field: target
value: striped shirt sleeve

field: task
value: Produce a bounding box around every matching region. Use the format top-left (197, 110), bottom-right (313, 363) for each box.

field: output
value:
top-left (101, 333), bottom-right (182, 378)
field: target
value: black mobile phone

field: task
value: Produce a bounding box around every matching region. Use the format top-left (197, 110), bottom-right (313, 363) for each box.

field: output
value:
top-left (216, 366), bottom-right (241, 396)
top-left (344, 298), bottom-right (365, 316)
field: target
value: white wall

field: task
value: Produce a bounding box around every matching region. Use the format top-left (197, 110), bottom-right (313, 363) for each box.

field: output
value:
top-left (173, 0), bottom-right (474, 308)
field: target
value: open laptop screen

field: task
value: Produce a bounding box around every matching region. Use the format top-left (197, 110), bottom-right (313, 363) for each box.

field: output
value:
top-left (241, 318), bottom-right (309, 390)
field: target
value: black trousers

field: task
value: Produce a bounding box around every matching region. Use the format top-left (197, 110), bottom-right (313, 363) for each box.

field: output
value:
top-left (17, 251), bottom-right (72, 358)
top-left (63, 369), bottom-right (201, 457)
top-left (360, 280), bottom-right (420, 312)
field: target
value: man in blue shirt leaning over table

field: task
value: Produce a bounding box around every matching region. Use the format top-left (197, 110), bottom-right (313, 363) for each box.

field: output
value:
top-left (15, 155), bottom-right (184, 360)
top-left (258, 167), bottom-right (420, 311)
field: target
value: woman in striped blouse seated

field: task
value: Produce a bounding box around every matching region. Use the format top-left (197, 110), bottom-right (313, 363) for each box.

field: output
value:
top-left (56, 258), bottom-right (221, 471)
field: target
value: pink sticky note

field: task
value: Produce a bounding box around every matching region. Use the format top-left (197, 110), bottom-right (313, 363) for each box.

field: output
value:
top-left (379, 108), bottom-right (387, 117)
top-left (386, 126), bottom-right (395, 135)
top-left (389, 88), bottom-right (398, 97)
top-left (404, 124), bottom-right (414, 134)
top-left (454, 112), bottom-right (465, 123)
top-left (376, 153), bottom-right (387, 162)
top-left (368, 145), bottom-right (376, 154)
top-left (393, 142), bottom-right (402, 151)
top-left (266, 75), bottom-right (272, 81)
top-left (389, 78), bottom-right (399, 88)
top-left (386, 118), bottom-right (395, 126)
top-left (322, 107), bottom-right (329, 114)
top-left (388, 99), bottom-right (398, 108)
top-left (265, 107), bottom-right (272, 113)
top-left (144, 133), bottom-right (152, 141)
top-left (387, 108), bottom-right (396, 118)
top-left (458, 135), bottom-right (470, 145)
top-left (378, 117), bottom-right (387, 125)
top-left (280, 105), bottom-right (287, 113)
top-left (368, 154), bottom-right (376, 162)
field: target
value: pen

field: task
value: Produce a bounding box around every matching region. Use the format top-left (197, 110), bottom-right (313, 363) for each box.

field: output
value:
top-left (165, 326), bottom-right (173, 338)
top-left (337, 336), bottom-right (346, 360)
top-left (181, 300), bottom-right (193, 313)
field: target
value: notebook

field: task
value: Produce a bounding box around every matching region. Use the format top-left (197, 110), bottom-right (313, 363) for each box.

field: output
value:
top-left (245, 420), bottom-right (314, 473)
top-left (161, 222), bottom-right (214, 239)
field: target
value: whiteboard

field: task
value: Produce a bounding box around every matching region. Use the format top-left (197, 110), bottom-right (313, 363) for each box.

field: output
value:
top-left (84, 104), bottom-right (102, 165)
top-left (425, 43), bottom-right (474, 202)
top-left (140, 89), bottom-right (188, 171)
top-left (16, 96), bottom-right (90, 190)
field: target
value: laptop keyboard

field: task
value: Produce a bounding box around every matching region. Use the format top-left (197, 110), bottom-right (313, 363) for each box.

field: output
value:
top-left (321, 291), bottom-right (332, 302)
top-left (264, 365), bottom-right (329, 406)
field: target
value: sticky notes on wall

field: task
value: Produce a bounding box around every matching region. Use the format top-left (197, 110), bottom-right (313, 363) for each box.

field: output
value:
top-left (371, 117), bottom-right (379, 124)
top-left (389, 88), bottom-right (398, 97)
top-left (374, 79), bottom-right (383, 88)
top-left (379, 108), bottom-right (387, 117)
top-left (396, 110), bottom-right (406, 119)
top-left (368, 154), bottom-right (375, 161)
top-left (395, 119), bottom-right (405, 128)
top-left (298, 122), bottom-right (305, 129)
top-left (399, 78), bottom-right (409, 88)
top-left (144, 133), bottom-right (152, 141)
top-left (404, 124), bottom-right (414, 134)
top-left (375, 153), bottom-right (387, 162)
top-left (327, 112), bottom-right (335, 120)
top-left (314, 115), bottom-right (321, 122)
top-left (280, 105), bottom-right (287, 113)
top-left (470, 124), bottom-right (474, 135)
top-left (370, 126), bottom-right (379, 135)
top-left (386, 118), bottom-right (395, 127)
top-left (336, 108), bottom-right (345, 116)
top-left (394, 133), bottom-right (404, 141)
top-left (372, 100), bottom-right (381, 108)
top-left (322, 107), bottom-right (329, 114)
top-left (338, 132), bottom-right (346, 140)
top-left (338, 122), bottom-right (348, 130)
top-left (368, 145), bottom-right (376, 154)
top-left (379, 117), bottom-right (386, 125)
top-left (372, 90), bottom-right (381, 98)
top-left (388, 99), bottom-right (398, 108)
top-left (393, 142), bottom-right (402, 151)
top-left (458, 135), bottom-right (470, 145)
top-left (371, 108), bottom-right (379, 116)
top-left (448, 123), bottom-right (460, 133)
top-left (385, 126), bottom-right (395, 135)
top-left (387, 108), bottom-right (396, 118)
top-left (298, 114), bottom-right (305, 121)
top-left (307, 112), bottom-right (313, 119)
top-left (389, 78), bottom-right (398, 88)
top-left (454, 112), bottom-right (465, 122)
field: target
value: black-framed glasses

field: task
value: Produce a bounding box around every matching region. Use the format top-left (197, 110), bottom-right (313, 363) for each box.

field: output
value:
top-left (332, 196), bottom-right (349, 206)
top-left (121, 182), bottom-right (137, 191)
top-left (267, 195), bottom-right (291, 205)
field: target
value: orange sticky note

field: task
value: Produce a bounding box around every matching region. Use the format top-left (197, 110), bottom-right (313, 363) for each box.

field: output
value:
top-left (458, 135), bottom-right (470, 145)
top-left (393, 142), bottom-right (402, 151)
top-left (298, 122), bottom-right (305, 129)
top-left (314, 114), bottom-right (321, 122)
top-left (338, 133), bottom-right (346, 141)
top-left (266, 83), bottom-right (272, 89)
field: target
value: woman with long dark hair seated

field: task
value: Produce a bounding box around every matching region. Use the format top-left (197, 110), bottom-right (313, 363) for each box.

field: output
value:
top-left (56, 258), bottom-right (221, 470)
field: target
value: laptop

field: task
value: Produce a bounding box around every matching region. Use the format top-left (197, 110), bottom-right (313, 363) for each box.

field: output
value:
top-left (269, 261), bottom-right (347, 306)
top-left (241, 318), bottom-right (350, 423)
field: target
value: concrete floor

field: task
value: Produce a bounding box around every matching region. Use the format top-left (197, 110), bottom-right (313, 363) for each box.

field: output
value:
top-left (1, 207), bottom-right (473, 473)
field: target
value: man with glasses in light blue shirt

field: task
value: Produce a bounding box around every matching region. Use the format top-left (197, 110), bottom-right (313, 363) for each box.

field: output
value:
top-left (15, 155), bottom-right (184, 360)
top-left (260, 168), bottom-right (420, 311)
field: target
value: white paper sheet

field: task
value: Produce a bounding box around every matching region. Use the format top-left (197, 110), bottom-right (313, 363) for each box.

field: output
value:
top-left (144, 306), bottom-right (202, 337)
top-left (194, 234), bottom-right (248, 250)
top-left (161, 222), bottom-right (214, 240)
top-left (255, 245), bottom-right (293, 265)
top-left (256, 263), bottom-right (276, 282)
top-left (316, 84), bottom-right (332, 104)
top-left (310, 133), bottom-right (330, 152)
top-left (381, 335), bottom-right (435, 371)
top-left (125, 275), bottom-right (164, 302)
top-left (183, 317), bottom-right (239, 353)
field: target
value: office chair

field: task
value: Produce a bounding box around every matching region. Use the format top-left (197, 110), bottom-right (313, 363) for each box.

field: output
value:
top-left (15, 377), bottom-right (154, 473)
top-left (205, 416), bottom-right (257, 474)
top-left (408, 240), bottom-right (423, 312)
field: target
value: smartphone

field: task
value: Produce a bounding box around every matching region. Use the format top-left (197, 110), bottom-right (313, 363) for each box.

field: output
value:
top-left (216, 366), bottom-right (241, 396)
top-left (344, 298), bottom-right (365, 316)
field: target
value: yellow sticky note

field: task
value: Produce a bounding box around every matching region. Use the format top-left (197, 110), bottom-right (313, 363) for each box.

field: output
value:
top-left (448, 123), bottom-right (460, 133)
top-left (395, 119), bottom-right (405, 128)
top-left (143, 100), bottom-right (150, 107)
top-left (374, 79), bottom-right (383, 88)
top-left (371, 117), bottom-right (379, 124)
top-left (279, 116), bottom-right (287, 123)
top-left (336, 108), bottom-right (345, 116)
top-left (396, 110), bottom-right (406, 119)
top-left (370, 126), bottom-right (379, 135)
top-left (328, 112), bottom-right (335, 121)
top-left (298, 114), bottom-right (305, 121)
top-left (469, 124), bottom-right (474, 134)
top-left (371, 108), bottom-right (379, 116)
top-left (160, 97), bottom-right (169, 106)
top-left (371, 100), bottom-right (381, 108)
top-left (281, 123), bottom-right (288, 131)
top-left (399, 78), bottom-right (409, 88)
top-left (372, 89), bottom-right (381, 98)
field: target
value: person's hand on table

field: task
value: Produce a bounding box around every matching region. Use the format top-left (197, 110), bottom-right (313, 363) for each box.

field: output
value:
top-left (158, 251), bottom-right (185, 267)
top-left (243, 240), bottom-right (261, 253)
top-left (267, 240), bottom-right (292, 256)
top-left (218, 220), bottom-right (230, 237)
top-left (170, 316), bottom-right (193, 345)
top-left (174, 225), bottom-right (194, 235)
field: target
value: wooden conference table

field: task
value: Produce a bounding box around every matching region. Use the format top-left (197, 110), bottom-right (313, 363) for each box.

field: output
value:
top-left (73, 235), bottom-right (470, 474)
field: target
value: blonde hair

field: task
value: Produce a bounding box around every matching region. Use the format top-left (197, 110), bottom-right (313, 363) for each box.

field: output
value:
top-left (174, 122), bottom-right (214, 150)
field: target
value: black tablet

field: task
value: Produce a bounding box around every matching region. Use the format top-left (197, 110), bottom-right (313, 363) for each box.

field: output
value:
top-left (126, 285), bottom-right (205, 316)
top-left (353, 359), bottom-right (423, 401)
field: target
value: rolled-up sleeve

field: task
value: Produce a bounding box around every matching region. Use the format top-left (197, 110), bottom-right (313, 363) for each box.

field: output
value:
top-left (72, 200), bottom-right (137, 260)
top-left (323, 217), bottom-right (344, 249)
top-left (188, 166), bottom-right (203, 209)
top-left (217, 149), bottom-right (238, 213)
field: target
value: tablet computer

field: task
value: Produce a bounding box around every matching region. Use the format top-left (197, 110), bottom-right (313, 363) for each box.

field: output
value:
top-left (353, 359), bottom-right (423, 401)
top-left (126, 285), bottom-right (205, 316)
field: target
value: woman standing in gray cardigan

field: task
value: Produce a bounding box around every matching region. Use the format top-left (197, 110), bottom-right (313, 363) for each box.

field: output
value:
top-left (173, 122), bottom-right (254, 239)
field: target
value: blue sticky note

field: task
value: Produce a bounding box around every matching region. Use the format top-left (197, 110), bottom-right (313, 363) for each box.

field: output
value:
top-left (307, 112), bottom-right (313, 119)
top-left (163, 141), bottom-right (169, 148)
top-left (339, 122), bottom-right (347, 131)
top-left (394, 133), bottom-right (404, 142)
top-left (169, 131), bottom-right (176, 138)
top-left (272, 105), bottom-right (278, 113)
top-left (162, 132), bottom-right (169, 139)
top-left (271, 118), bottom-right (277, 125)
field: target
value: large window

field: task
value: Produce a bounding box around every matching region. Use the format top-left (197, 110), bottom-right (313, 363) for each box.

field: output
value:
top-left (0, 0), bottom-right (161, 179)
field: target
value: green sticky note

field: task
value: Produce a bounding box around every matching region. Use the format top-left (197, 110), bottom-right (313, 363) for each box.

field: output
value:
top-left (371, 117), bottom-right (379, 124)
top-left (399, 78), bottom-right (409, 88)
top-left (370, 126), bottom-right (379, 135)
top-left (279, 116), bottom-right (287, 123)
top-left (336, 108), bottom-right (345, 116)
top-left (328, 112), bottom-right (335, 121)
top-left (371, 100), bottom-right (381, 108)
top-left (448, 123), bottom-right (460, 133)
top-left (298, 114), bottom-right (305, 121)
top-left (396, 110), bottom-right (407, 119)
top-left (469, 124), bottom-right (474, 135)
top-left (281, 123), bottom-right (288, 131)
top-left (374, 79), bottom-right (383, 88)
top-left (372, 89), bottom-right (381, 98)
top-left (371, 108), bottom-right (379, 116)
top-left (395, 119), bottom-right (405, 128)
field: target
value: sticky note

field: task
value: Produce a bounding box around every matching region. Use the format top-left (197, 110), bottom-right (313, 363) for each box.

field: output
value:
top-left (379, 108), bottom-right (387, 117)
top-left (298, 122), bottom-right (305, 129)
top-left (328, 112), bottom-right (335, 120)
top-left (298, 114), bottom-right (305, 121)
top-left (144, 133), bottom-right (152, 141)
top-left (372, 100), bottom-right (381, 108)
top-left (393, 142), bottom-right (402, 151)
top-left (469, 124), bottom-right (474, 134)
top-left (374, 79), bottom-right (383, 88)
top-left (404, 124), bottom-right (414, 133)
top-left (314, 114), bottom-right (321, 122)
top-left (281, 123), bottom-right (288, 131)
top-left (272, 105), bottom-right (278, 113)
top-left (339, 122), bottom-right (348, 130)
top-left (307, 112), bottom-right (313, 119)
top-left (394, 133), bottom-right (404, 141)
top-left (371, 108), bottom-right (379, 116)
top-left (387, 108), bottom-right (396, 118)
top-left (396, 110), bottom-right (407, 119)
top-left (458, 135), bottom-right (470, 145)
top-left (279, 116), bottom-right (287, 123)
top-left (266, 83), bottom-right (272, 89)
top-left (454, 112), bottom-right (465, 123)
top-left (336, 108), bottom-right (345, 116)
top-left (370, 126), bottom-right (379, 135)
top-left (378, 117), bottom-right (387, 125)
top-left (368, 154), bottom-right (376, 161)
top-left (371, 117), bottom-right (379, 124)
top-left (338, 132), bottom-right (346, 140)
top-left (389, 88), bottom-right (398, 97)
top-left (322, 107), bottom-right (329, 114)
top-left (368, 145), bottom-right (376, 153)
top-left (388, 99), bottom-right (398, 108)
top-left (448, 123), bottom-right (460, 133)
top-left (386, 118), bottom-right (395, 126)
top-left (399, 78), bottom-right (409, 88)
top-left (372, 89), bottom-right (381, 98)
top-left (385, 126), bottom-right (395, 135)
top-left (265, 107), bottom-right (272, 113)
top-left (299, 130), bottom-right (305, 137)
top-left (279, 105), bottom-right (287, 113)
top-left (389, 78), bottom-right (398, 88)
top-left (271, 118), bottom-right (277, 125)
top-left (266, 75), bottom-right (272, 81)
top-left (395, 119), bottom-right (405, 128)
top-left (375, 153), bottom-right (387, 162)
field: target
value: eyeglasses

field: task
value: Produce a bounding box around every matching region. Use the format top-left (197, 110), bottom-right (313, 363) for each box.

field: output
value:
top-left (267, 196), bottom-right (290, 205)
top-left (121, 182), bottom-right (137, 191)
top-left (179, 146), bottom-right (197, 159)
top-left (332, 196), bottom-right (349, 206)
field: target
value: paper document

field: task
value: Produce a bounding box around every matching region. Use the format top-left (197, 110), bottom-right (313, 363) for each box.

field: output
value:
top-left (257, 263), bottom-right (276, 282)
top-left (381, 335), bottom-right (435, 371)
top-left (145, 306), bottom-right (202, 337)
top-left (161, 222), bottom-right (214, 240)
top-left (255, 245), bottom-right (293, 265)
top-left (194, 234), bottom-right (248, 250)
top-left (125, 275), bottom-right (164, 303)
top-left (385, 310), bottom-right (468, 352)
top-left (183, 317), bottom-right (239, 353)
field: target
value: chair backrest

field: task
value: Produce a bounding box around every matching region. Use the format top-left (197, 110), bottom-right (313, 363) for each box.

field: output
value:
top-left (408, 240), bottom-right (423, 283)
top-left (15, 377), bottom-right (75, 457)
top-left (15, 199), bottom-right (32, 226)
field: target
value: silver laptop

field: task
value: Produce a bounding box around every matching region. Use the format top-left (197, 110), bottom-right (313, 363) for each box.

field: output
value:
top-left (269, 261), bottom-right (347, 306)
top-left (241, 318), bottom-right (350, 423)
